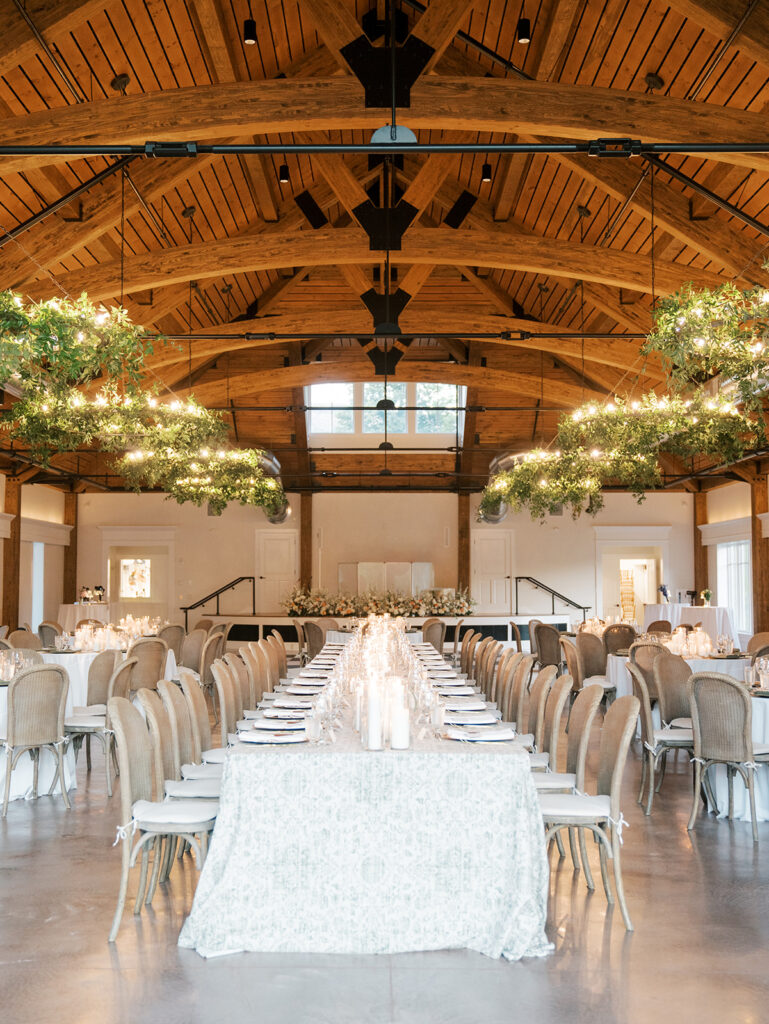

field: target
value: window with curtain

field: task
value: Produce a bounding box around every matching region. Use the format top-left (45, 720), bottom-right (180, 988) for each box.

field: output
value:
top-left (716, 539), bottom-right (752, 634)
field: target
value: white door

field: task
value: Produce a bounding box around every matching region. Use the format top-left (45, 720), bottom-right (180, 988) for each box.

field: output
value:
top-left (471, 531), bottom-right (512, 613)
top-left (255, 529), bottom-right (298, 612)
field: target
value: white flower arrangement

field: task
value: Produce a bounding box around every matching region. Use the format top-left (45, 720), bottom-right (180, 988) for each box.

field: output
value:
top-left (281, 587), bottom-right (476, 617)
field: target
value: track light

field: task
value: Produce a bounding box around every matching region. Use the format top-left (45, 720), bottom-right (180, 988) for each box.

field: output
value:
top-left (517, 17), bottom-right (531, 44)
top-left (243, 16), bottom-right (257, 45)
top-left (481, 162), bottom-right (492, 183)
top-left (278, 163), bottom-right (290, 184)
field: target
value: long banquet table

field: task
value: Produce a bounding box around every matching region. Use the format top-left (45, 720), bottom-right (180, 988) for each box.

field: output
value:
top-left (607, 651), bottom-right (750, 699)
top-left (642, 603), bottom-right (736, 644)
top-left (0, 647), bottom-right (178, 804)
top-left (179, 705), bottom-right (551, 961)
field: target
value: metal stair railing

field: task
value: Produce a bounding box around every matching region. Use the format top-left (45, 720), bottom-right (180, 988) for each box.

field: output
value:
top-left (514, 576), bottom-right (590, 619)
top-left (180, 576), bottom-right (255, 630)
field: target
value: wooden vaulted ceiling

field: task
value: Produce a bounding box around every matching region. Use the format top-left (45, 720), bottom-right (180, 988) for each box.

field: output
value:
top-left (1, 0), bottom-right (769, 494)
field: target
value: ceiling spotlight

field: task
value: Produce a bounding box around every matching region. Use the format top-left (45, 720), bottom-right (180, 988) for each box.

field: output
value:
top-left (481, 162), bottom-right (492, 183)
top-left (645, 70), bottom-right (664, 91)
top-left (278, 163), bottom-right (290, 184)
top-left (243, 15), bottom-right (257, 45)
top-left (181, 205), bottom-right (196, 219)
top-left (517, 17), bottom-right (531, 44)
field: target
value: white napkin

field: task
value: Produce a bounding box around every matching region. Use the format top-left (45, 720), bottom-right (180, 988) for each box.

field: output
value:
top-left (445, 724), bottom-right (517, 742)
top-left (299, 669), bottom-right (329, 678)
top-left (248, 718), bottom-right (305, 731)
top-left (272, 698), bottom-right (313, 709)
top-left (263, 708), bottom-right (306, 719)
top-left (238, 730), bottom-right (307, 744)
top-left (443, 698), bottom-right (487, 711)
top-left (437, 685), bottom-right (476, 696)
top-left (286, 685), bottom-right (323, 695)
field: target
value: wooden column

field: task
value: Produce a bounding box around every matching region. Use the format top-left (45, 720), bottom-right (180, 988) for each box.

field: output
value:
top-left (693, 490), bottom-right (708, 597)
top-left (63, 491), bottom-right (78, 603)
top-left (2, 476), bottom-right (21, 631)
top-left (457, 493), bottom-right (470, 592)
top-left (300, 493), bottom-right (313, 589)
top-left (751, 474), bottom-right (769, 633)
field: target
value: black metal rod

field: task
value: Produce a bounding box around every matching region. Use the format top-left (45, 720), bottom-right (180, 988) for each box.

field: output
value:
top-left (154, 330), bottom-right (647, 341)
top-left (3, 140), bottom-right (769, 157)
top-left (210, 405), bottom-right (564, 412)
top-left (0, 156), bottom-right (138, 248)
top-left (643, 153), bottom-right (769, 238)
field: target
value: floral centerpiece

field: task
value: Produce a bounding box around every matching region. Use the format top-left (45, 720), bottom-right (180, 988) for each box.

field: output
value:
top-left (281, 587), bottom-right (476, 617)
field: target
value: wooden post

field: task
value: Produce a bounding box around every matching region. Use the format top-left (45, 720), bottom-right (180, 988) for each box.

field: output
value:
top-left (300, 493), bottom-right (312, 589)
top-left (2, 476), bottom-right (21, 631)
top-left (63, 491), bottom-right (78, 603)
top-left (458, 493), bottom-right (470, 592)
top-left (693, 490), bottom-right (708, 598)
top-left (751, 474), bottom-right (769, 633)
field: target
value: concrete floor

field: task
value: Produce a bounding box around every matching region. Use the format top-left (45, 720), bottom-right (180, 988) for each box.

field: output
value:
top-left (1, 736), bottom-right (768, 1024)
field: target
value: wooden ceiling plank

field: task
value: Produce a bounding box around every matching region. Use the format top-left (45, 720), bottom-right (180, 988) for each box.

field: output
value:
top-left (298, 0), bottom-right (362, 71)
top-left (413, 0), bottom-right (477, 73)
top-left (0, 0), bottom-right (108, 80)
top-left (665, 0), bottom-right (769, 70)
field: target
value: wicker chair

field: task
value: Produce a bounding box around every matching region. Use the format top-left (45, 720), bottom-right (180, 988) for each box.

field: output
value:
top-left (494, 651), bottom-right (523, 709)
top-left (539, 694), bottom-right (640, 930)
top-left (211, 661), bottom-right (239, 746)
top-left (304, 621), bottom-right (325, 661)
top-left (505, 654), bottom-right (536, 731)
top-left (576, 631), bottom-right (616, 707)
top-left (529, 673), bottom-right (572, 771)
top-left (37, 621), bottom-right (63, 647)
top-left (528, 618), bottom-right (544, 660)
top-left (750, 644), bottom-right (769, 665)
top-left (76, 618), bottom-right (106, 628)
top-left (603, 623), bottom-right (637, 655)
top-left (208, 622), bottom-right (230, 639)
top-left (107, 696), bottom-right (218, 941)
top-left (747, 631), bottom-right (769, 654)
top-left (65, 657), bottom-right (135, 798)
top-left (241, 643), bottom-right (266, 706)
top-left (224, 653), bottom-right (252, 712)
top-left (0, 625), bottom-right (7, 640)
top-left (197, 633), bottom-right (221, 716)
top-left (2, 664), bottom-right (70, 816)
top-left (423, 618), bottom-right (447, 656)
top-left (450, 619), bottom-right (466, 665)
top-left (490, 648), bottom-right (519, 703)
top-left (180, 628), bottom-right (207, 672)
top-left (158, 624), bottom-right (184, 662)
top-left (653, 652), bottom-right (693, 729)
top-left (192, 618), bottom-right (213, 633)
top-left (62, 648), bottom-right (119, 787)
top-left (533, 684), bottom-right (603, 794)
top-left (535, 624), bottom-right (563, 672)
top-left (8, 629), bottom-right (42, 650)
top-left (269, 630), bottom-right (288, 679)
top-left (627, 662), bottom-right (694, 815)
top-left (477, 640), bottom-right (502, 698)
top-left (126, 637), bottom-right (167, 692)
top-left (560, 636), bottom-right (582, 698)
top-left (508, 621), bottom-right (522, 653)
top-left (470, 636), bottom-right (494, 683)
top-left (137, 688), bottom-right (221, 803)
top-left (459, 632), bottom-right (481, 677)
top-left (158, 679), bottom-right (222, 783)
top-left (646, 619), bottom-right (672, 634)
top-left (524, 665), bottom-right (557, 751)
top-left (293, 621), bottom-right (307, 665)
top-left (261, 636), bottom-right (282, 690)
top-left (687, 672), bottom-right (769, 842)
top-left (629, 640), bottom-right (666, 701)
top-left (178, 668), bottom-right (228, 767)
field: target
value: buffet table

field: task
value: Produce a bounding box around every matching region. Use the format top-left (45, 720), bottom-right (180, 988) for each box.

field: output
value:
top-left (57, 603), bottom-right (113, 632)
top-left (179, 720), bottom-right (551, 961)
top-left (643, 603), bottom-right (736, 645)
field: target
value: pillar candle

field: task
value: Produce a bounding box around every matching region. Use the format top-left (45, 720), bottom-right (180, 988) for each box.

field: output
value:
top-left (390, 702), bottom-right (410, 750)
top-left (367, 685), bottom-right (383, 750)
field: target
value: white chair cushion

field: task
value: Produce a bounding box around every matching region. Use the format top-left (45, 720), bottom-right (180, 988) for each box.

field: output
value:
top-left (132, 798), bottom-right (219, 828)
top-left (670, 717), bottom-right (693, 730)
top-left (182, 762), bottom-right (224, 780)
top-left (73, 704), bottom-right (107, 716)
top-left (242, 709), bottom-right (259, 719)
top-left (538, 792), bottom-right (611, 822)
top-left (165, 778), bottom-right (221, 799)
top-left (533, 771), bottom-right (576, 791)
top-left (529, 752), bottom-right (549, 769)
top-left (202, 747), bottom-right (227, 764)
top-left (584, 675), bottom-right (614, 690)
top-left (64, 716), bottom-right (106, 730)
top-left (654, 727), bottom-right (693, 746)
top-left (514, 732), bottom-right (534, 748)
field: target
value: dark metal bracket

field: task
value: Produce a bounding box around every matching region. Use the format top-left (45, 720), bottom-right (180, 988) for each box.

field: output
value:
top-left (353, 198), bottom-right (418, 250)
top-left (339, 34), bottom-right (434, 108)
top-left (359, 287), bottom-right (412, 329)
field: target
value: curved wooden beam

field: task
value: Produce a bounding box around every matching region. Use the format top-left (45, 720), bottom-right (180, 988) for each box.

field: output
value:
top-left (177, 359), bottom-right (603, 407)
top-left (1, 77), bottom-right (768, 175)
top-left (145, 308), bottom-right (658, 378)
top-left (22, 226), bottom-right (725, 303)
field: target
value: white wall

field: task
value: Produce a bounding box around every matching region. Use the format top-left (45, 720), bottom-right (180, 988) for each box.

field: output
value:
top-left (471, 491), bottom-right (694, 619)
top-left (17, 484), bottom-right (67, 629)
top-left (21, 484), bottom-right (65, 524)
top-left (77, 491), bottom-right (301, 620)
top-left (707, 482), bottom-right (751, 524)
top-left (312, 492), bottom-right (457, 592)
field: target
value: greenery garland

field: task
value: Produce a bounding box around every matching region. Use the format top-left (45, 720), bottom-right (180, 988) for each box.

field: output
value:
top-left (281, 587), bottom-right (476, 617)
top-left (0, 291), bottom-right (151, 391)
top-left (119, 446), bottom-right (286, 516)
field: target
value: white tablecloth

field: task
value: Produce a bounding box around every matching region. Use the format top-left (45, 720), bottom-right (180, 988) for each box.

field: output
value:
top-left (643, 603), bottom-right (736, 645)
top-left (0, 648), bottom-right (178, 804)
top-left (179, 719), bottom-right (551, 961)
top-left (57, 603), bottom-right (112, 632)
top-left (607, 653), bottom-right (750, 699)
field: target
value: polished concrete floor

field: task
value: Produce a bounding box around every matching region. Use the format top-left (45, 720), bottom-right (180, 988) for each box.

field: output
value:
top-left (1, 731), bottom-right (768, 1024)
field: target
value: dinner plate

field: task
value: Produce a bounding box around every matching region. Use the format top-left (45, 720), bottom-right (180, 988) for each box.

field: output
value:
top-left (444, 724), bottom-right (517, 742)
top-left (437, 685), bottom-right (476, 696)
top-left (443, 698), bottom-right (487, 711)
top-left (248, 718), bottom-right (305, 731)
top-left (263, 708), bottom-right (307, 719)
top-left (272, 698), bottom-right (313, 709)
top-left (444, 711), bottom-right (499, 726)
top-left (238, 730), bottom-right (307, 744)
top-left (285, 685), bottom-right (323, 695)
